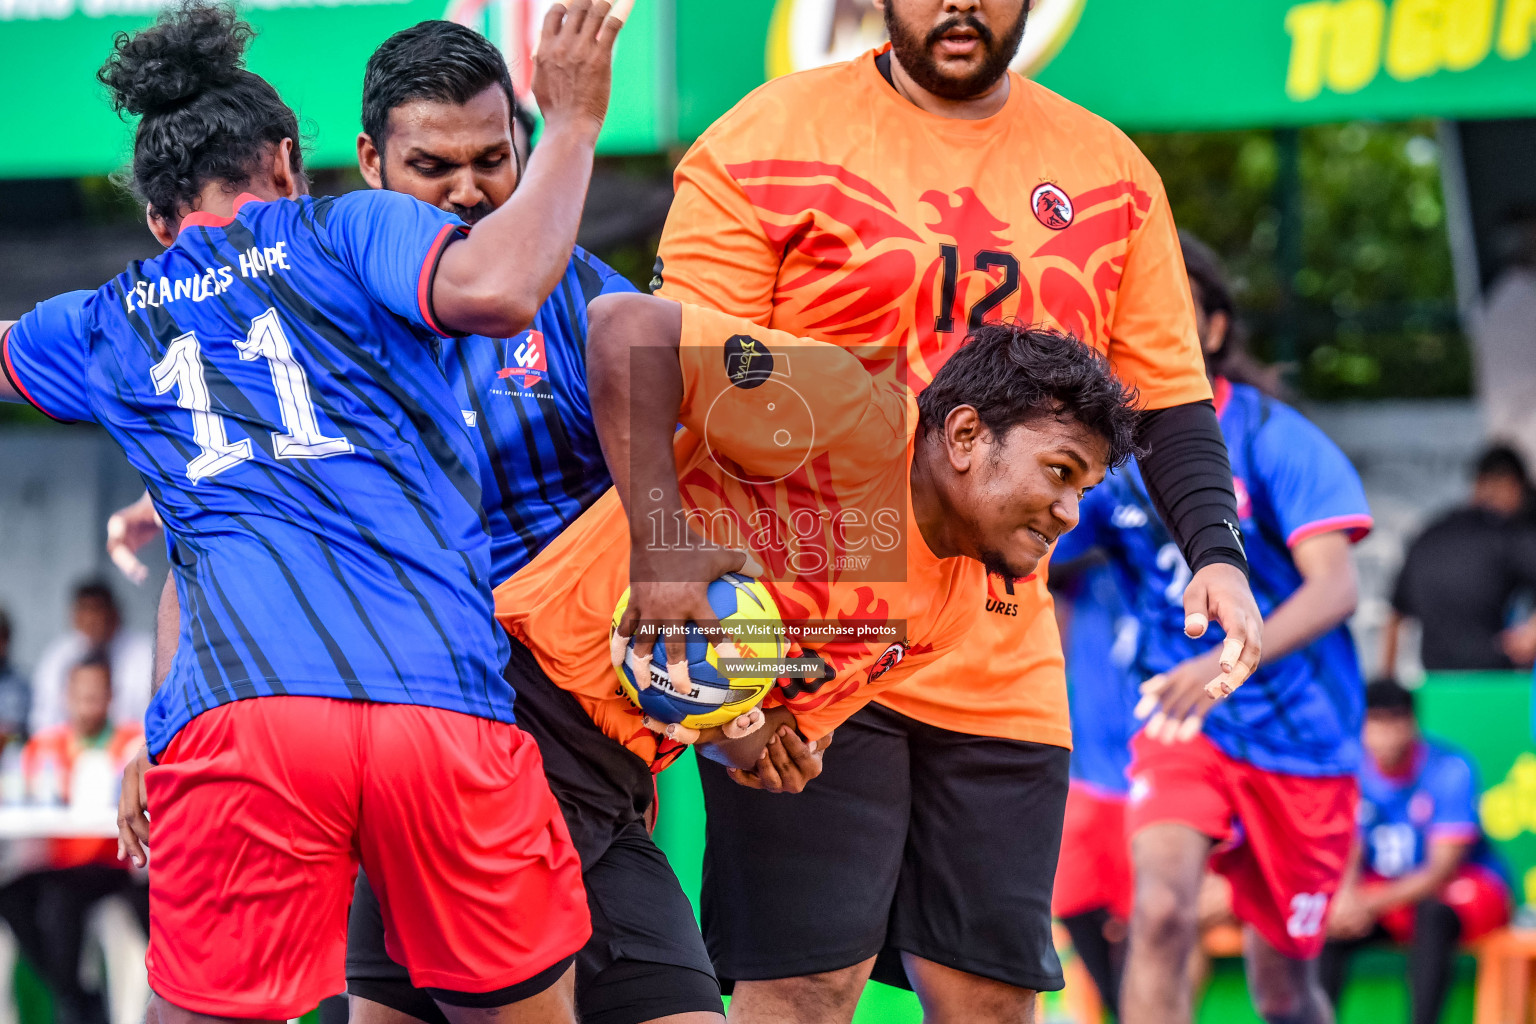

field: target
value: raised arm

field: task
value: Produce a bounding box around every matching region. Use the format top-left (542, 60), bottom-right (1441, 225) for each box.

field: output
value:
top-left (430, 0), bottom-right (626, 337)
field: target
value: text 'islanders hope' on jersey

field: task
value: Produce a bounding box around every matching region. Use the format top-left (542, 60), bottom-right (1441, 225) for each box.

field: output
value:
top-left (2, 190), bottom-right (513, 756)
top-left (1054, 378), bottom-right (1373, 777)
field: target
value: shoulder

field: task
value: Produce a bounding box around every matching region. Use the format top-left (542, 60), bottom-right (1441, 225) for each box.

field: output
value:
top-left (1246, 391), bottom-right (1342, 457)
top-left (689, 57), bottom-right (872, 154)
top-left (1016, 78), bottom-right (1163, 181)
top-left (1425, 739), bottom-right (1476, 784)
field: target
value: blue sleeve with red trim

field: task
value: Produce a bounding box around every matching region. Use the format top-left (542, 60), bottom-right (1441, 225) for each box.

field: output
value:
top-left (316, 190), bottom-right (466, 338)
top-left (4, 290), bottom-right (96, 423)
top-left (1425, 744), bottom-right (1481, 840)
top-left (1250, 404), bottom-right (1371, 546)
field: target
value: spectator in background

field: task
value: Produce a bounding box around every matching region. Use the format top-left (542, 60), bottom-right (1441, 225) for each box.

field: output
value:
top-left (1475, 206), bottom-right (1536, 469)
top-left (1321, 679), bottom-right (1509, 1024)
top-left (30, 580), bottom-right (150, 736)
top-left (1382, 445), bottom-right (1536, 672)
top-left (0, 609), bottom-right (30, 744)
top-left (0, 656), bottom-right (147, 1024)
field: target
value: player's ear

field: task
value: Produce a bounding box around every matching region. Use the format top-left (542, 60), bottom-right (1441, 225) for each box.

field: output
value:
top-left (943, 405), bottom-right (982, 471)
top-left (146, 204), bottom-right (176, 249)
top-left (357, 132), bottom-right (385, 191)
top-left (271, 138), bottom-right (305, 200)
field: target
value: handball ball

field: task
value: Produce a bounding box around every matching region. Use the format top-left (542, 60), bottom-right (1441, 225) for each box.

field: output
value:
top-left (612, 573), bottom-right (787, 730)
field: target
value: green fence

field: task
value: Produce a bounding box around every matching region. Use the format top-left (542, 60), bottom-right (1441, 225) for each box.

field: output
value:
top-left (653, 671), bottom-right (1536, 1022)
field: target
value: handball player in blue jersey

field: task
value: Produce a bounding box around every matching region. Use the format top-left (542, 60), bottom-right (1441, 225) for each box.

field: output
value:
top-left (103, 19), bottom-right (739, 1024)
top-left (1053, 234), bottom-right (1373, 1024)
top-left (1049, 562), bottom-right (1139, 1015)
top-left (1320, 679), bottom-right (1510, 1024)
top-left (0, 2), bottom-right (628, 1021)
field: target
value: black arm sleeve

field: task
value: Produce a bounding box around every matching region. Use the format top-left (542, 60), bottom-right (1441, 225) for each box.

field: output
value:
top-left (1133, 400), bottom-right (1249, 576)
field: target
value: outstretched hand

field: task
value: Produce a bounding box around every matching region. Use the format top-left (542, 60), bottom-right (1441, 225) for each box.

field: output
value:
top-left (531, 0), bottom-right (631, 138)
top-left (1181, 562), bottom-right (1262, 698)
top-left (106, 491), bottom-right (162, 585)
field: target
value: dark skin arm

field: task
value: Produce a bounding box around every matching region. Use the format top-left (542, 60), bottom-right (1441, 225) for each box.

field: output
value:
top-left (1329, 837), bottom-right (1471, 938)
top-left (586, 293), bottom-right (828, 784)
top-left (117, 569), bottom-right (177, 867)
top-left (430, 0), bottom-right (625, 337)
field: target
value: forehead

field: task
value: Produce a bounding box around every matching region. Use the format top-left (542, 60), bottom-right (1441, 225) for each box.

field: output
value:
top-left (384, 85), bottom-right (511, 153)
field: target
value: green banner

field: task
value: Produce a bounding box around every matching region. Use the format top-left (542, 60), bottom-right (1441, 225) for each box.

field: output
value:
top-left (0, 0), bottom-right (670, 180)
top-left (676, 0), bottom-right (1536, 139)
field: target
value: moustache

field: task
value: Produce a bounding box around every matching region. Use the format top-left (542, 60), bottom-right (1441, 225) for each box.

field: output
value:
top-left (926, 13), bottom-right (994, 49)
top-left (453, 200), bottom-right (496, 225)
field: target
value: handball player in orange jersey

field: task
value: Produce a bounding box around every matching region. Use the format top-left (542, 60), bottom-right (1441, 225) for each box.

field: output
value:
top-left (651, 1), bottom-right (1264, 1020)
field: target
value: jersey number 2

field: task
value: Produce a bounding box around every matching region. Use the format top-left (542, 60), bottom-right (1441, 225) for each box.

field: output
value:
top-left (151, 309), bottom-right (352, 483)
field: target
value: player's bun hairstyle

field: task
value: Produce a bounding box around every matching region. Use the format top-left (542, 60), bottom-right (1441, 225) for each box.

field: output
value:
top-left (362, 21), bottom-right (517, 154)
top-left (1179, 231), bottom-right (1282, 398)
top-left (98, 0), bottom-right (304, 223)
top-left (918, 324), bottom-right (1140, 469)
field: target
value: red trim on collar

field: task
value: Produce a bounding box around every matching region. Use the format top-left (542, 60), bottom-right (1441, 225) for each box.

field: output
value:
top-left (177, 193), bottom-right (265, 234)
top-left (1212, 376), bottom-right (1232, 417)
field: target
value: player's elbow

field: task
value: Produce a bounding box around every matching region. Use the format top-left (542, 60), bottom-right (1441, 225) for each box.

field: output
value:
top-left (586, 293), bottom-right (684, 369)
top-left (451, 288), bottom-right (539, 339)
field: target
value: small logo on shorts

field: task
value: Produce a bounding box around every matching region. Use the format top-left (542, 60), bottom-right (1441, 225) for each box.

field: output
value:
top-left (1031, 183), bottom-right (1074, 230)
top-left (1128, 775), bottom-right (1150, 805)
top-left (724, 334), bottom-right (774, 390)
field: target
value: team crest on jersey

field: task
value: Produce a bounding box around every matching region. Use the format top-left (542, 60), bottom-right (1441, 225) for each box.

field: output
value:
top-left (1031, 183), bottom-right (1074, 230)
top-left (867, 642), bottom-right (908, 682)
top-left (724, 334), bottom-right (774, 389)
top-left (497, 331), bottom-right (548, 388)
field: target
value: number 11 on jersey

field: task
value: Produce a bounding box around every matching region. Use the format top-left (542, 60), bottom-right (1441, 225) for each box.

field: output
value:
top-left (151, 308), bottom-right (352, 484)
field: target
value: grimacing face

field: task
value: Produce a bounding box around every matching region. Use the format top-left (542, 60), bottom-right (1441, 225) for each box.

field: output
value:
top-left (359, 84), bottom-right (517, 225)
top-left (952, 413), bottom-right (1109, 582)
top-left (878, 0), bottom-right (1030, 100)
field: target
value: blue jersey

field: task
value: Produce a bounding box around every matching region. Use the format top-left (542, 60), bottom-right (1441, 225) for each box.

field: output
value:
top-left (1054, 379), bottom-right (1372, 777)
top-left (2, 191), bottom-right (513, 756)
top-left (1358, 738), bottom-right (1502, 879)
top-left (1061, 564), bottom-right (1139, 795)
top-left (445, 247), bottom-right (632, 582)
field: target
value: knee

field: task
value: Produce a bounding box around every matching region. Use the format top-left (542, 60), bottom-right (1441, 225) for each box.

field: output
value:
top-left (733, 964), bottom-right (869, 1020)
top-left (1132, 879), bottom-right (1200, 953)
top-left (1415, 898), bottom-right (1461, 937)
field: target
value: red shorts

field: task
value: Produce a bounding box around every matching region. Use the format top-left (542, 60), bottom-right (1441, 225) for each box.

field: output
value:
top-left (1127, 733), bottom-right (1356, 959)
top-left (145, 697), bottom-right (589, 1019)
top-left (1053, 781), bottom-right (1133, 921)
top-left (1368, 864), bottom-right (1511, 943)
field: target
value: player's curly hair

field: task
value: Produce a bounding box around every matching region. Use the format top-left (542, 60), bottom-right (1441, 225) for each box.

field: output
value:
top-left (98, 0), bottom-right (305, 223)
top-left (918, 323), bottom-right (1141, 468)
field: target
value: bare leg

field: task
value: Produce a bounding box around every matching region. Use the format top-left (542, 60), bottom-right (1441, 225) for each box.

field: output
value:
top-left (146, 994), bottom-right (279, 1024)
top-left (1243, 928), bottom-right (1332, 1024)
top-left (903, 953), bottom-right (1036, 1024)
top-left (1119, 824), bottom-right (1214, 1024)
top-left (724, 958), bottom-right (875, 1024)
top-left (349, 996), bottom-right (429, 1024)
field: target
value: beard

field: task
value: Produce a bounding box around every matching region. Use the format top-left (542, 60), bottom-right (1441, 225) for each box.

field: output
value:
top-left (979, 548), bottom-right (1028, 587)
top-left (883, 3), bottom-right (1029, 101)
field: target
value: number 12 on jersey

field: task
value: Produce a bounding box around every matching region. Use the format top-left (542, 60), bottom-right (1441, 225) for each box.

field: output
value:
top-left (151, 308), bottom-right (352, 484)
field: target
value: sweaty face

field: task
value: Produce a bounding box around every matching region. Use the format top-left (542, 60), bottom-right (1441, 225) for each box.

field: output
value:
top-left (956, 414), bottom-right (1109, 583)
top-left (374, 86), bottom-right (516, 225)
top-left (1363, 710), bottom-right (1416, 773)
top-left (883, 0), bottom-right (1029, 100)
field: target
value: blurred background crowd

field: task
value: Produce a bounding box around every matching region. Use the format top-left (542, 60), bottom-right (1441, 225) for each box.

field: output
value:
top-left (0, 0), bottom-right (1534, 1022)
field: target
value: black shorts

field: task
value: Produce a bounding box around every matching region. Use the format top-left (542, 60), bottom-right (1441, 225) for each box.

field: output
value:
top-left (346, 638), bottom-right (722, 1024)
top-left (698, 701), bottom-right (1070, 992)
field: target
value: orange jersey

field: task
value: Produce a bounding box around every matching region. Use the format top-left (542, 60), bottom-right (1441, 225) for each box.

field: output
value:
top-left (23, 723), bottom-right (144, 868)
top-left (655, 47), bottom-right (1210, 747)
top-left (496, 302), bottom-right (982, 768)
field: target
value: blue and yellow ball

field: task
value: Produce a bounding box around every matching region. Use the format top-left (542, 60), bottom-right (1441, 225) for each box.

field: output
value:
top-left (612, 573), bottom-right (787, 729)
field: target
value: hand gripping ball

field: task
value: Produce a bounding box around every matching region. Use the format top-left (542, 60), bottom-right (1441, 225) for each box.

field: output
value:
top-left (611, 573), bottom-right (787, 730)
